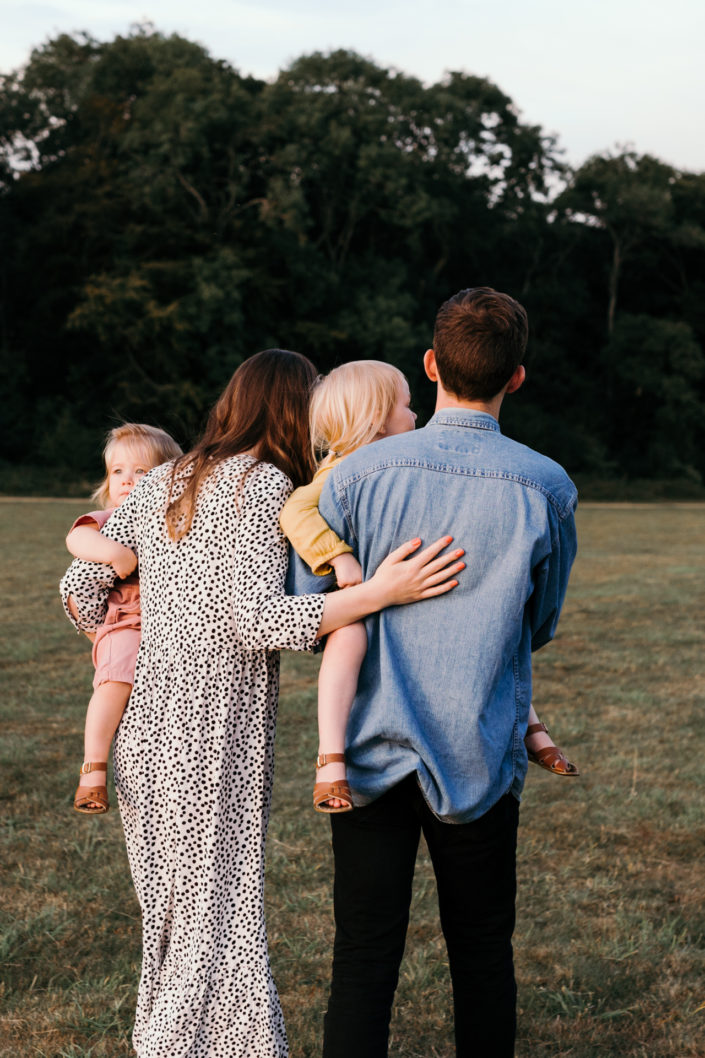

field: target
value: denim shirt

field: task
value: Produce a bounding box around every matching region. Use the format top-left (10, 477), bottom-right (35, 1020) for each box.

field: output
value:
top-left (287, 410), bottom-right (577, 823)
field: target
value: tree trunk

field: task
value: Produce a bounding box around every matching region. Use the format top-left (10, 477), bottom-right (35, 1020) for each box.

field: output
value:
top-left (607, 235), bottom-right (621, 336)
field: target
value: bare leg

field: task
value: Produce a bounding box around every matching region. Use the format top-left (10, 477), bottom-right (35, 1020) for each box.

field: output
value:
top-left (315, 622), bottom-right (367, 810)
top-left (524, 703), bottom-right (579, 776)
top-left (524, 703), bottom-right (555, 754)
top-left (77, 681), bottom-right (132, 808)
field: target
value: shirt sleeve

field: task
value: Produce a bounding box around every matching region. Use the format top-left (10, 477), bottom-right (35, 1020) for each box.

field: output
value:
top-left (68, 508), bottom-right (114, 532)
top-left (279, 472), bottom-right (353, 575)
top-left (234, 464), bottom-right (326, 651)
top-left (529, 494), bottom-right (578, 652)
top-left (317, 465), bottom-right (356, 549)
top-left (285, 468), bottom-right (353, 598)
top-left (60, 496), bottom-right (141, 633)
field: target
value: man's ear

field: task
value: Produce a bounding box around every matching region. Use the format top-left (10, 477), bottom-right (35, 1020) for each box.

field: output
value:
top-left (505, 364), bottom-right (525, 395)
top-left (424, 348), bottom-right (438, 382)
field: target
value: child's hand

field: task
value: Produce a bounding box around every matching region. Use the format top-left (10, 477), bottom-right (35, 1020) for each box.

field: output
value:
top-left (330, 552), bottom-right (363, 588)
top-left (111, 546), bottom-right (138, 579)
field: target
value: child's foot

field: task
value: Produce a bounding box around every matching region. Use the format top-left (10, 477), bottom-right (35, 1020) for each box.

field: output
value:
top-left (74, 761), bottom-right (110, 813)
top-left (525, 723), bottom-right (579, 776)
top-left (313, 752), bottom-right (353, 813)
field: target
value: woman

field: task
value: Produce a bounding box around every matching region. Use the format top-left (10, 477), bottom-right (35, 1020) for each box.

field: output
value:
top-left (61, 349), bottom-right (463, 1057)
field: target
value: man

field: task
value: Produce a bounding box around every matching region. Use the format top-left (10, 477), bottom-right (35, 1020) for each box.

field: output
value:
top-left (303, 287), bottom-right (577, 1057)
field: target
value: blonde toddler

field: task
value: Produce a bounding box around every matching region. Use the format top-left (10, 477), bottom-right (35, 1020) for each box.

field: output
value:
top-left (281, 361), bottom-right (578, 814)
top-left (65, 423), bottom-right (182, 814)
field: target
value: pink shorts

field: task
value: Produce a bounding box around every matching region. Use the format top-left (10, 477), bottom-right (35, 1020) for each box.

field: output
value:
top-left (92, 625), bottom-right (141, 688)
top-left (92, 582), bottom-right (141, 689)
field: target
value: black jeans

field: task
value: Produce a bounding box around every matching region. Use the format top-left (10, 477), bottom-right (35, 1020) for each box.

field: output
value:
top-left (322, 776), bottom-right (519, 1058)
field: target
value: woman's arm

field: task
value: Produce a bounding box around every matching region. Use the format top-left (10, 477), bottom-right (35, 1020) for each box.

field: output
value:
top-left (60, 487), bottom-right (143, 633)
top-left (235, 464), bottom-right (463, 652)
top-left (235, 467), bottom-right (327, 650)
top-left (66, 524), bottom-right (138, 579)
top-left (60, 558), bottom-right (117, 633)
top-left (65, 594), bottom-right (96, 642)
top-left (317, 536), bottom-right (463, 636)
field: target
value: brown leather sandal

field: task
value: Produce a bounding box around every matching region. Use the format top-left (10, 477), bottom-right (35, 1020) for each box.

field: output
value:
top-left (525, 723), bottom-right (579, 776)
top-left (74, 761), bottom-right (110, 814)
top-left (313, 753), bottom-right (353, 813)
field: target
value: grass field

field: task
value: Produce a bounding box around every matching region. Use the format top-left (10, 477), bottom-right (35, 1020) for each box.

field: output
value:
top-left (1, 499), bottom-right (704, 1057)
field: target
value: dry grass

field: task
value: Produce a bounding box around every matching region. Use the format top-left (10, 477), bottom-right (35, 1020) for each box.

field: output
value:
top-left (1, 500), bottom-right (704, 1056)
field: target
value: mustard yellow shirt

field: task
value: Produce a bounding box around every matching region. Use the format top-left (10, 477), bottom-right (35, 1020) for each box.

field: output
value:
top-left (279, 456), bottom-right (353, 575)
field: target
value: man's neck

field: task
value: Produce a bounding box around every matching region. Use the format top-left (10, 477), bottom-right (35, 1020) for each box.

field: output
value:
top-left (434, 392), bottom-right (503, 420)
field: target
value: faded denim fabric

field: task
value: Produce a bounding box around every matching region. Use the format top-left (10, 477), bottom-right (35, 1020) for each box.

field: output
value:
top-left (287, 410), bottom-right (577, 823)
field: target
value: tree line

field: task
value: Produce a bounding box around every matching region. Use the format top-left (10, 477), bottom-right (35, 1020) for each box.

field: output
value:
top-left (1, 26), bottom-right (704, 494)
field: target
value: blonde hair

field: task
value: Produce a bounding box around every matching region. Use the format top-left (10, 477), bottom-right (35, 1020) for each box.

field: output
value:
top-left (92, 423), bottom-right (183, 508)
top-left (310, 360), bottom-right (406, 464)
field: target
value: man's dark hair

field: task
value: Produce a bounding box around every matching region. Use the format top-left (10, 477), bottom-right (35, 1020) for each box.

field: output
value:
top-left (432, 287), bottom-right (528, 401)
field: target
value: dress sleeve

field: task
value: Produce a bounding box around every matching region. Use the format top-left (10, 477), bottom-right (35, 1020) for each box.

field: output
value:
top-left (279, 473), bottom-right (353, 576)
top-left (60, 490), bottom-right (142, 633)
top-left (234, 464), bottom-right (326, 651)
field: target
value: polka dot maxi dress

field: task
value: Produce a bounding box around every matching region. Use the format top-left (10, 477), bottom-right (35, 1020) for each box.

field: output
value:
top-left (61, 456), bottom-right (326, 1057)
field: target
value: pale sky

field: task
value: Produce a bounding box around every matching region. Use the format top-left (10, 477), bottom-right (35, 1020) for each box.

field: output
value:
top-left (1, 0), bottom-right (703, 172)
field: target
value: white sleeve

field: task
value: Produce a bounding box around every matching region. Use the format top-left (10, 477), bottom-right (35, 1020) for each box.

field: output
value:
top-left (233, 464), bottom-right (326, 651)
top-left (59, 477), bottom-right (143, 633)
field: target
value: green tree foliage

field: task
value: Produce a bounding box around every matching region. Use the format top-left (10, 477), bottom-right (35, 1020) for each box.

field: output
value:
top-left (557, 150), bottom-right (705, 334)
top-left (603, 315), bottom-right (705, 479)
top-left (546, 151), bottom-right (705, 479)
top-left (0, 27), bottom-right (264, 467)
top-left (1, 28), bottom-right (704, 492)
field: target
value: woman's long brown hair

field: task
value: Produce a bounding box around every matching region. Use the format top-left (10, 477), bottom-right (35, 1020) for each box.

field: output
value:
top-left (166, 349), bottom-right (318, 540)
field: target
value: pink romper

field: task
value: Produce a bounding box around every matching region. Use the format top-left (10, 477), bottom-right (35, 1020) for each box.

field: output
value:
top-left (71, 509), bottom-right (142, 689)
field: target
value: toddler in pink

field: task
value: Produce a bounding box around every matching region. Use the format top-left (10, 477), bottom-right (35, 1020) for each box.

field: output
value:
top-left (74, 506), bottom-right (142, 689)
top-left (63, 423), bottom-right (182, 814)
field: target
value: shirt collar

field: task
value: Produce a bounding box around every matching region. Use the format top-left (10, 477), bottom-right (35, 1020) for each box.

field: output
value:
top-left (426, 409), bottom-right (501, 433)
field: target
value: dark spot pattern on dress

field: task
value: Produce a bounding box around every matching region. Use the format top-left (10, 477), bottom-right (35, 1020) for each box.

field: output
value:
top-left (61, 457), bottom-right (325, 1057)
